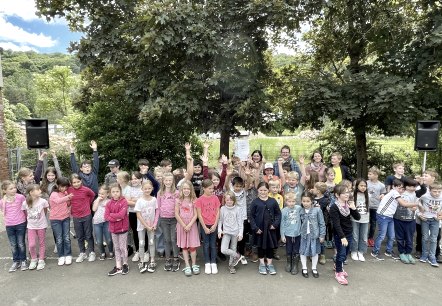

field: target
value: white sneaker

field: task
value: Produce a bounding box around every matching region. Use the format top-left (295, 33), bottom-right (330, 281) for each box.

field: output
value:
top-left (144, 253), bottom-right (150, 263)
top-left (205, 263), bottom-right (211, 274)
top-left (53, 245), bottom-right (58, 253)
top-left (240, 255), bottom-right (248, 265)
top-left (29, 259), bottom-right (38, 270)
top-left (358, 252), bottom-right (365, 262)
top-left (132, 252), bottom-right (140, 262)
top-left (36, 260), bottom-right (45, 270)
top-left (58, 257), bottom-right (65, 266)
top-left (76, 253), bottom-right (87, 263)
top-left (211, 263), bottom-right (218, 274)
top-left (351, 252), bottom-right (359, 261)
top-left (65, 256), bottom-right (72, 265)
top-left (88, 252), bottom-right (96, 262)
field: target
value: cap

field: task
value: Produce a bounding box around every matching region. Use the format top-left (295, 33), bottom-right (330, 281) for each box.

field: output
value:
top-left (264, 162), bottom-right (273, 169)
top-left (108, 159), bottom-right (120, 167)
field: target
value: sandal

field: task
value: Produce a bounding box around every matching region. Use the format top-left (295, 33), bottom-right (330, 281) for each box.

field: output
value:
top-left (302, 269), bottom-right (309, 278)
top-left (191, 265), bottom-right (200, 275)
top-left (183, 266), bottom-right (192, 277)
top-left (312, 269), bottom-right (319, 278)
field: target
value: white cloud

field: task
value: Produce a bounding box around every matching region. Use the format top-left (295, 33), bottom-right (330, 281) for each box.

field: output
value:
top-left (0, 41), bottom-right (37, 52)
top-left (0, 0), bottom-right (39, 21)
top-left (0, 17), bottom-right (57, 48)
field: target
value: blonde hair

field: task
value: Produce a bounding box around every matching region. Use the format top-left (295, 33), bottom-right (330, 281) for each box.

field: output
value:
top-left (286, 171), bottom-right (299, 180)
top-left (178, 180), bottom-right (196, 202)
top-left (142, 180), bottom-right (153, 189)
top-left (17, 168), bottom-right (32, 180)
top-left (429, 182), bottom-right (442, 190)
top-left (368, 166), bottom-right (381, 176)
top-left (314, 182), bottom-right (327, 194)
top-left (424, 169), bottom-right (439, 181)
top-left (331, 152), bottom-right (342, 160)
top-left (1, 180), bottom-right (15, 198)
top-left (393, 162), bottom-right (404, 169)
top-left (159, 172), bottom-right (176, 196)
top-left (284, 192), bottom-right (296, 202)
top-left (117, 171), bottom-right (130, 184)
top-left (223, 191), bottom-right (237, 205)
top-left (268, 179), bottom-right (280, 187)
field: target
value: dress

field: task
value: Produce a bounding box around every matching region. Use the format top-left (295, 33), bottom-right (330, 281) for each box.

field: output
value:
top-left (176, 199), bottom-right (200, 248)
top-left (250, 198), bottom-right (281, 250)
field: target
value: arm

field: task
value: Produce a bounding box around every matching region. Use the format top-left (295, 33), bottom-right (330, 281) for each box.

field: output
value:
top-left (145, 172), bottom-right (160, 197)
top-left (50, 193), bottom-right (73, 206)
top-left (202, 165), bottom-right (209, 180)
top-left (329, 206), bottom-right (346, 239)
top-left (210, 204), bottom-right (220, 232)
top-left (51, 151), bottom-right (63, 177)
top-left (197, 207), bottom-right (210, 234)
top-left (219, 161), bottom-right (228, 188)
top-left (318, 208), bottom-right (326, 240)
top-left (415, 184), bottom-right (427, 198)
top-left (90, 141), bottom-right (99, 175)
top-left (136, 211), bottom-right (151, 230)
top-left (184, 143), bottom-right (193, 180)
top-left (69, 143), bottom-right (79, 174)
top-left (272, 201), bottom-right (281, 228)
top-left (224, 166), bottom-right (234, 191)
top-left (277, 158), bottom-right (285, 186)
top-left (397, 197), bottom-right (417, 208)
top-left (299, 156), bottom-right (306, 186)
top-left (175, 201), bottom-right (187, 228)
top-left (217, 208), bottom-right (224, 235)
top-left (34, 151), bottom-right (46, 184)
top-left (92, 197), bottom-right (102, 212)
top-left (153, 200), bottom-right (160, 228)
top-left (109, 199), bottom-right (128, 220)
top-left (237, 209), bottom-right (244, 239)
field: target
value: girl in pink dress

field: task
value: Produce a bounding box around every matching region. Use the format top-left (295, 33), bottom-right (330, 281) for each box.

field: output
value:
top-left (175, 180), bottom-right (200, 276)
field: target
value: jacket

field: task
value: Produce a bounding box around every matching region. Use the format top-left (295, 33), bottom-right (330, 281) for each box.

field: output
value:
top-left (300, 207), bottom-right (326, 239)
top-left (105, 197), bottom-right (129, 234)
top-left (250, 197), bottom-right (281, 232)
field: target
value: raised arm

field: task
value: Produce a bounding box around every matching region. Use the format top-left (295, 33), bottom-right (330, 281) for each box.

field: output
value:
top-left (184, 143), bottom-right (194, 180)
top-left (34, 151), bottom-right (46, 184)
top-left (299, 155), bottom-right (306, 186)
top-left (90, 141), bottom-right (99, 175)
top-left (51, 150), bottom-right (62, 177)
top-left (277, 158), bottom-right (285, 186)
top-left (70, 143), bottom-right (79, 174)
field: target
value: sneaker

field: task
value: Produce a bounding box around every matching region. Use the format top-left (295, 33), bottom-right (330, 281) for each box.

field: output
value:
top-left (20, 261), bottom-right (28, 271)
top-left (351, 252), bottom-right (359, 261)
top-left (108, 266), bottom-right (122, 276)
top-left (205, 263), bottom-right (211, 274)
top-left (9, 262), bottom-right (19, 273)
top-left (132, 252), bottom-right (140, 262)
top-left (36, 260), bottom-right (45, 270)
top-left (240, 256), bottom-right (248, 265)
top-left (53, 245), bottom-right (58, 254)
top-left (399, 253), bottom-right (410, 264)
top-left (147, 262), bottom-right (157, 273)
top-left (108, 253), bottom-right (115, 260)
top-left (385, 251), bottom-right (399, 260)
top-left (29, 259), bottom-right (38, 270)
top-left (259, 263), bottom-right (267, 275)
top-left (419, 256), bottom-right (428, 263)
top-left (357, 252), bottom-right (365, 262)
top-left (407, 254), bottom-right (416, 264)
top-left (122, 264), bottom-right (129, 275)
top-left (183, 266), bottom-right (193, 276)
top-left (267, 264), bottom-right (277, 275)
top-left (139, 262), bottom-right (148, 273)
top-left (88, 252), bottom-right (96, 262)
top-left (172, 258), bottom-right (180, 272)
top-left (99, 253), bottom-right (106, 261)
top-left (335, 272), bottom-right (348, 285)
top-left (144, 253), bottom-right (150, 263)
top-left (428, 258), bottom-right (439, 267)
top-left (341, 270), bottom-right (348, 277)
top-left (164, 258), bottom-right (172, 271)
top-left (211, 263), bottom-right (218, 274)
top-left (58, 257), bottom-right (65, 266)
top-left (371, 251), bottom-right (384, 261)
top-left (229, 265), bottom-right (236, 274)
top-left (232, 253), bottom-right (242, 267)
top-left (436, 255), bottom-right (442, 263)
top-left (367, 238), bottom-right (374, 247)
top-left (76, 253), bottom-right (87, 263)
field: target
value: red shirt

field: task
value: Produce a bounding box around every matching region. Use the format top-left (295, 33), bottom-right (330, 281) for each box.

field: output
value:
top-left (67, 186), bottom-right (95, 218)
top-left (195, 195), bottom-right (221, 225)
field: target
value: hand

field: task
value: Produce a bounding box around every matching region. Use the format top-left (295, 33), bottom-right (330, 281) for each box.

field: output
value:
top-left (201, 155), bottom-right (208, 165)
top-left (184, 142), bottom-right (191, 151)
top-left (319, 237), bottom-right (324, 243)
top-left (39, 151), bottom-right (48, 160)
top-left (277, 157), bottom-right (284, 165)
top-left (270, 225), bottom-right (275, 230)
top-left (256, 229), bottom-right (262, 234)
top-left (98, 195), bottom-right (104, 201)
top-left (204, 227), bottom-right (211, 234)
top-left (341, 237), bottom-right (348, 246)
top-left (226, 166), bottom-right (233, 177)
top-left (299, 155), bottom-right (305, 164)
top-left (281, 236), bottom-right (286, 243)
top-left (209, 225), bottom-right (216, 233)
top-left (203, 141), bottom-right (210, 149)
top-left (67, 193), bottom-right (74, 199)
top-left (218, 232), bottom-right (222, 239)
top-left (348, 200), bottom-right (356, 210)
top-left (238, 235), bottom-right (243, 241)
top-left (69, 143), bottom-right (75, 153)
top-left (50, 150), bottom-right (57, 158)
top-left (90, 140), bottom-right (97, 151)
top-left (419, 215), bottom-right (427, 221)
top-left (221, 154), bottom-right (228, 165)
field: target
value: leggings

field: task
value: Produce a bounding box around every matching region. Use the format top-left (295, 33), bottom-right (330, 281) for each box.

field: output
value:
top-left (138, 229), bottom-right (155, 262)
top-left (28, 228), bottom-right (46, 260)
top-left (257, 247), bottom-right (274, 259)
top-left (112, 232), bottom-right (128, 268)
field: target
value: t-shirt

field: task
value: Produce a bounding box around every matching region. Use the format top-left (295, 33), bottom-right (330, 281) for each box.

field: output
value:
top-left (367, 180), bottom-right (386, 209)
top-left (0, 194), bottom-right (27, 226)
top-left (134, 197), bottom-right (158, 231)
top-left (377, 189), bottom-right (401, 218)
top-left (395, 191), bottom-right (417, 221)
top-left (22, 197), bottom-right (49, 229)
top-left (157, 191), bottom-right (179, 218)
top-left (333, 166), bottom-right (343, 184)
top-left (420, 192), bottom-right (442, 219)
top-left (195, 194), bottom-right (221, 225)
top-left (384, 175), bottom-right (405, 190)
top-left (93, 198), bottom-right (110, 224)
top-left (352, 193), bottom-right (369, 223)
top-left (269, 192), bottom-right (284, 210)
top-left (127, 185), bottom-right (143, 213)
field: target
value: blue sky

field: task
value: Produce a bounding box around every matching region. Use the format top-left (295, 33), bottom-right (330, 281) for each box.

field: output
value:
top-left (0, 0), bottom-right (81, 53)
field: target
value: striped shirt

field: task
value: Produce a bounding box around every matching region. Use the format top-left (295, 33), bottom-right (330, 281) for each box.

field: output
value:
top-left (377, 190), bottom-right (401, 217)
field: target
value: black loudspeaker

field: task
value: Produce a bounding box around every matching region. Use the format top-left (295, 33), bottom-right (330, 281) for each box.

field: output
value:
top-left (25, 119), bottom-right (49, 149)
top-left (414, 120), bottom-right (440, 151)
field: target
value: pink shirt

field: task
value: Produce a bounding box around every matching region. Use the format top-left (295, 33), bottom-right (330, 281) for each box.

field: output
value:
top-left (195, 195), bottom-right (221, 225)
top-left (157, 191), bottom-right (179, 218)
top-left (22, 197), bottom-right (49, 229)
top-left (49, 192), bottom-right (71, 220)
top-left (0, 194), bottom-right (27, 226)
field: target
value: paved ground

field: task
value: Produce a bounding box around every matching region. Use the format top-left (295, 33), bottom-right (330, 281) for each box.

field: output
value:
top-left (1, 218), bottom-right (442, 305)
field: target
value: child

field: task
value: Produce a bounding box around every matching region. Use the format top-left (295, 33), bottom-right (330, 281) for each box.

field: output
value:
top-left (49, 177), bottom-right (73, 265)
top-left (135, 180), bottom-right (159, 273)
top-left (268, 179), bottom-right (284, 209)
top-left (394, 177), bottom-right (423, 264)
top-left (329, 184), bottom-right (360, 285)
top-left (312, 182), bottom-right (330, 264)
top-left (279, 156), bottom-right (306, 204)
top-left (218, 191), bottom-right (244, 274)
top-left (157, 172), bottom-right (180, 271)
top-left (92, 185), bottom-right (114, 261)
top-left (0, 180), bottom-right (28, 272)
top-left (325, 168), bottom-right (336, 193)
top-left (249, 182), bottom-right (281, 275)
top-left (104, 159), bottom-right (120, 187)
top-left (67, 173), bottom-right (96, 263)
top-left (371, 179), bottom-right (417, 261)
top-left (105, 183), bottom-right (130, 276)
top-left (185, 143), bottom-right (204, 196)
top-left (385, 162), bottom-right (406, 192)
top-left (138, 159), bottom-right (160, 196)
top-left (299, 192), bottom-right (326, 278)
top-left (22, 184), bottom-right (49, 270)
top-left (16, 151), bottom-right (46, 195)
top-left (70, 140), bottom-right (99, 196)
top-left (175, 180), bottom-right (200, 276)
top-left (229, 176), bottom-right (248, 265)
top-left (418, 181), bottom-right (442, 267)
top-left (280, 192), bottom-right (302, 275)
top-left (196, 179), bottom-right (221, 274)
top-left (263, 162), bottom-right (279, 184)
top-left (350, 179), bottom-right (369, 262)
top-left (160, 159), bottom-right (173, 173)
top-left (40, 151), bottom-right (62, 200)
top-left (367, 166), bottom-right (386, 247)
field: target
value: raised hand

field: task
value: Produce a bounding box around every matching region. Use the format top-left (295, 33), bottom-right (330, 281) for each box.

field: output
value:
top-left (39, 151), bottom-right (48, 160)
top-left (69, 143), bottom-right (75, 153)
top-left (50, 150), bottom-right (57, 158)
top-left (184, 142), bottom-right (191, 151)
top-left (221, 154), bottom-right (228, 164)
top-left (90, 140), bottom-right (97, 151)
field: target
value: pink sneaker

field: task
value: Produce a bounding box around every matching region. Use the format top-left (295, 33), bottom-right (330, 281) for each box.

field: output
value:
top-left (341, 270), bottom-right (348, 277)
top-left (335, 272), bottom-right (348, 285)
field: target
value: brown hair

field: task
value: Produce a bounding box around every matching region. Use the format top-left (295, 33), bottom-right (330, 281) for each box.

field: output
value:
top-left (25, 184), bottom-right (41, 208)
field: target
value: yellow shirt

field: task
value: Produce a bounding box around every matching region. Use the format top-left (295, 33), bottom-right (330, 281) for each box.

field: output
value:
top-left (269, 193), bottom-right (284, 209)
top-left (333, 166), bottom-right (342, 184)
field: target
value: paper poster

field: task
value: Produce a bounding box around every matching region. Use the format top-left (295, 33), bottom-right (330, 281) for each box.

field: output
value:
top-left (235, 138), bottom-right (249, 161)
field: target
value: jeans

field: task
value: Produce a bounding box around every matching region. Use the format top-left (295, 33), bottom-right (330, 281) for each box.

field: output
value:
top-left (155, 226), bottom-right (165, 254)
top-left (6, 222), bottom-right (27, 262)
top-left (394, 219), bottom-right (415, 255)
top-left (368, 208), bottom-right (377, 239)
top-left (351, 221), bottom-right (368, 253)
top-left (373, 214), bottom-right (395, 254)
top-left (334, 233), bottom-right (352, 273)
top-left (421, 218), bottom-right (439, 260)
top-left (73, 214), bottom-right (94, 254)
top-left (285, 235), bottom-right (301, 256)
top-left (159, 217), bottom-right (179, 258)
top-left (51, 218), bottom-right (72, 257)
top-left (200, 224), bottom-right (217, 263)
top-left (94, 222), bottom-right (114, 254)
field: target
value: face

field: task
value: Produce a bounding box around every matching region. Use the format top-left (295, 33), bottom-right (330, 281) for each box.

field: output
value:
top-left (182, 184), bottom-right (191, 197)
top-left (264, 168), bottom-right (274, 176)
top-left (430, 188), bottom-right (442, 198)
top-left (163, 165), bottom-right (173, 173)
top-left (98, 189), bottom-right (108, 198)
top-left (302, 197), bottom-right (312, 208)
top-left (111, 187), bottom-right (121, 199)
top-left (58, 185), bottom-right (68, 193)
top-left (46, 172), bottom-right (56, 182)
top-left (357, 181), bottom-right (367, 193)
top-left (313, 153), bottom-right (322, 163)
top-left (252, 152), bottom-right (261, 162)
top-left (368, 172), bottom-right (378, 181)
top-left (330, 155), bottom-right (340, 166)
top-left (224, 195), bottom-right (235, 207)
top-left (131, 175), bottom-right (142, 187)
top-left (280, 148), bottom-right (290, 160)
top-left (203, 184), bottom-right (214, 195)
top-left (72, 178), bottom-right (82, 189)
top-left (327, 172), bottom-right (335, 181)
top-left (405, 185), bottom-right (416, 192)
top-left (80, 163), bottom-right (92, 174)
top-left (283, 169), bottom-right (288, 177)
top-left (163, 177), bottom-right (173, 188)
top-left (312, 187), bottom-right (319, 196)
top-left (30, 187), bottom-right (42, 198)
top-left (23, 173), bottom-right (34, 183)
top-left (143, 184), bottom-right (153, 196)
top-left (212, 176), bottom-right (220, 187)
top-left (286, 198), bottom-right (296, 208)
top-left (288, 177), bottom-right (298, 187)
top-left (394, 166), bottom-right (405, 176)
top-left (423, 173), bottom-right (435, 185)
top-left (193, 165), bottom-right (202, 174)
top-left (393, 185), bottom-right (405, 194)
top-left (4, 184), bottom-right (17, 197)
top-left (269, 184), bottom-right (279, 194)
top-left (110, 166), bottom-right (119, 174)
top-left (233, 183), bottom-right (243, 193)
top-left (257, 185), bottom-right (269, 198)
top-left (336, 189), bottom-right (350, 202)
top-left (233, 160), bottom-right (241, 169)
top-left (155, 173), bottom-right (163, 183)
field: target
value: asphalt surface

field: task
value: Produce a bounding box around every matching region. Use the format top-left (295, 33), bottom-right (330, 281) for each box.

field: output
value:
top-left (0, 218), bottom-right (441, 306)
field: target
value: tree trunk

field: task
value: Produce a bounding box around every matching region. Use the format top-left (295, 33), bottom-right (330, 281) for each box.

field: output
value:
top-left (219, 129), bottom-right (230, 157)
top-left (354, 124), bottom-right (368, 178)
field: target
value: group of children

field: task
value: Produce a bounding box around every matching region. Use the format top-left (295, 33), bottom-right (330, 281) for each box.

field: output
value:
top-left (1, 142), bottom-right (441, 286)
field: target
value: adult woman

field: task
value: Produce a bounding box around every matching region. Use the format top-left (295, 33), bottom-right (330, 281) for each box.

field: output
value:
top-left (305, 151), bottom-right (327, 182)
